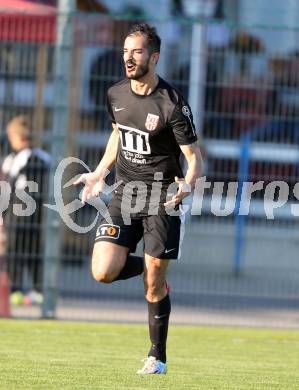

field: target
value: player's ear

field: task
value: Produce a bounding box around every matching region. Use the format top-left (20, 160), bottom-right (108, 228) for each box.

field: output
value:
top-left (151, 52), bottom-right (159, 65)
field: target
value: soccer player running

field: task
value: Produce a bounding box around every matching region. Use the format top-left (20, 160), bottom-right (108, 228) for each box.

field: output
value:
top-left (75, 23), bottom-right (202, 374)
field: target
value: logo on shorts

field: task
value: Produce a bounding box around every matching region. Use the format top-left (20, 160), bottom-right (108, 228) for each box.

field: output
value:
top-left (182, 106), bottom-right (191, 116)
top-left (96, 224), bottom-right (120, 240)
top-left (145, 113), bottom-right (159, 131)
top-left (165, 248), bottom-right (176, 254)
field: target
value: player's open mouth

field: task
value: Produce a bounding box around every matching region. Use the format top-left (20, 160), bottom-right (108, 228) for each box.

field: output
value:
top-left (126, 63), bottom-right (136, 72)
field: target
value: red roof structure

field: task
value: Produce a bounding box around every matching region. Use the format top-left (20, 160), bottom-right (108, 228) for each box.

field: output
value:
top-left (0, 0), bottom-right (56, 42)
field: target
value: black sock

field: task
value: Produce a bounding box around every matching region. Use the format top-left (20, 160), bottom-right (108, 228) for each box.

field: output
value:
top-left (114, 255), bottom-right (144, 280)
top-left (148, 294), bottom-right (171, 363)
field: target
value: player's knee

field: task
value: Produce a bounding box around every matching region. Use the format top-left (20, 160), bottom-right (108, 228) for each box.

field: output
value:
top-left (144, 263), bottom-right (167, 300)
top-left (91, 259), bottom-right (115, 283)
top-left (92, 268), bottom-right (115, 283)
top-left (145, 279), bottom-right (165, 300)
top-left (91, 252), bottom-right (115, 283)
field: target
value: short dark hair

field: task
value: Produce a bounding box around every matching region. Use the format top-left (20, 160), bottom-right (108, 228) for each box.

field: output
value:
top-left (127, 23), bottom-right (161, 54)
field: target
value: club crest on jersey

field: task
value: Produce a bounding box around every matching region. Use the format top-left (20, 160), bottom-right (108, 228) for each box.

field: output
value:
top-left (145, 113), bottom-right (159, 131)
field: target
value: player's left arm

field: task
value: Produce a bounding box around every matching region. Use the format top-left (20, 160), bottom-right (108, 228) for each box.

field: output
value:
top-left (165, 97), bottom-right (203, 207)
top-left (180, 141), bottom-right (203, 190)
top-left (164, 141), bottom-right (203, 207)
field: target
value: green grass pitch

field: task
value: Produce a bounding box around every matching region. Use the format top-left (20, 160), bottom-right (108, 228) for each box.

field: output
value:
top-left (0, 320), bottom-right (299, 389)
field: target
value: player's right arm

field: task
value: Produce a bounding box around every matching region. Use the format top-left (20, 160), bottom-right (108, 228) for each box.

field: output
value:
top-left (93, 123), bottom-right (119, 177)
top-left (74, 123), bottom-right (119, 204)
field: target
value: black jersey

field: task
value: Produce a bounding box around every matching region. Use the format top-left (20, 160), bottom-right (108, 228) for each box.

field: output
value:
top-left (107, 77), bottom-right (197, 186)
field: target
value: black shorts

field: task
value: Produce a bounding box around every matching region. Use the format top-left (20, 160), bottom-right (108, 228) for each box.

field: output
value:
top-left (94, 204), bottom-right (184, 260)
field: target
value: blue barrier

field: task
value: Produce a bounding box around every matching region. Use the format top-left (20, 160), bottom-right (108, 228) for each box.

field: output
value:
top-left (233, 121), bottom-right (299, 275)
top-left (234, 133), bottom-right (251, 275)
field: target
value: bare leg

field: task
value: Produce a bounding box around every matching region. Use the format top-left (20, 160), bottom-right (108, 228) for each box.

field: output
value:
top-left (91, 241), bottom-right (129, 283)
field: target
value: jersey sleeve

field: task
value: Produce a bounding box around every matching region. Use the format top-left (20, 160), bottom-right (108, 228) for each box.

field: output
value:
top-left (169, 99), bottom-right (198, 145)
top-left (106, 89), bottom-right (116, 124)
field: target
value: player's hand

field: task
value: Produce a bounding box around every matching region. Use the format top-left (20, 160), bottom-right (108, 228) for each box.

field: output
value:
top-left (163, 176), bottom-right (191, 208)
top-left (73, 172), bottom-right (105, 204)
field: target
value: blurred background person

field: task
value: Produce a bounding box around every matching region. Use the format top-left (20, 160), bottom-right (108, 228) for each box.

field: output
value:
top-left (1, 115), bottom-right (50, 304)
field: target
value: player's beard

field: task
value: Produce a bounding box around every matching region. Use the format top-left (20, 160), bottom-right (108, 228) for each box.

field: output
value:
top-left (126, 57), bottom-right (150, 80)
